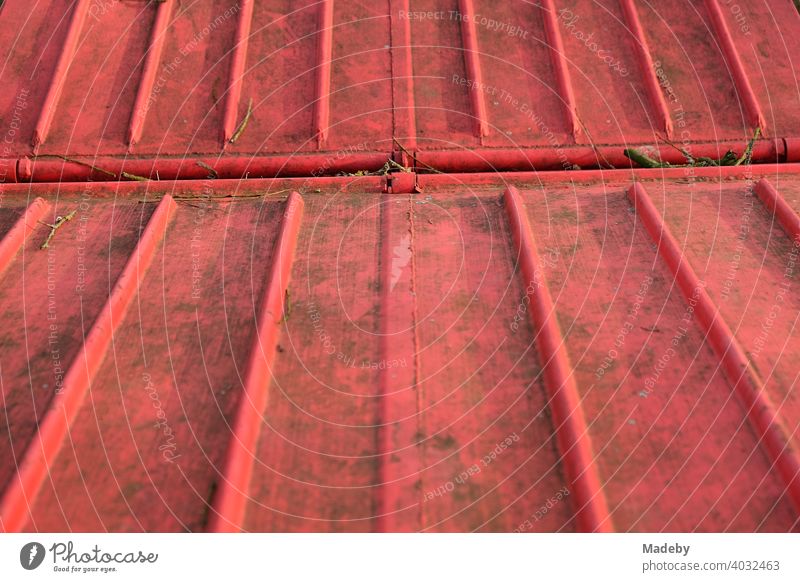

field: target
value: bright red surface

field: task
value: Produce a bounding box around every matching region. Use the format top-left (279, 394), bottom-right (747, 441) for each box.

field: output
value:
top-left (0, 0), bottom-right (798, 168)
top-left (0, 166), bottom-right (796, 531)
top-left (0, 0), bottom-right (800, 533)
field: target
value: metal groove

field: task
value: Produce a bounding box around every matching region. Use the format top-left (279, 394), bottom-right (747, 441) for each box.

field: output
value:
top-left (222, 0), bottom-right (255, 145)
top-left (457, 0), bottom-right (489, 139)
top-left (0, 194), bottom-right (178, 532)
top-left (619, 0), bottom-right (673, 138)
top-left (627, 181), bottom-right (800, 515)
top-left (540, 0), bottom-right (580, 139)
top-left (32, 0), bottom-right (92, 150)
top-left (206, 191), bottom-right (304, 532)
top-left (375, 193), bottom-right (423, 532)
top-left (314, 0), bottom-right (334, 147)
top-left (703, 0), bottom-right (766, 131)
top-left (503, 185), bottom-right (613, 532)
top-left (754, 178), bottom-right (800, 244)
top-left (389, 0), bottom-right (418, 152)
top-left (127, 0), bottom-right (173, 148)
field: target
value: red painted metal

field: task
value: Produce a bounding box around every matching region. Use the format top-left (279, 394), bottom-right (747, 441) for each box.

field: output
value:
top-left (222, 0), bottom-right (255, 145)
top-left (0, 138), bottom-right (788, 184)
top-left (540, 0), bottom-right (579, 139)
top-left (389, 0), bottom-right (417, 151)
top-left (504, 186), bottom-right (612, 532)
top-left (0, 171), bottom-right (797, 531)
top-left (0, 198), bottom-right (50, 276)
top-left (13, 152), bottom-right (391, 183)
top-left (0, 139), bottom-right (785, 183)
top-left (127, 0), bottom-right (173, 148)
top-left (457, 0), bottom-right (490, 139)
top-left (1, 161), bottom-right (798, 199)
top-left (627, 182), bottom-right (800, 515)
top-left (208, 192), bottom-right (303, 532)
top-left (618, 0), bottom-right (673, 138)
top-left (31, 0), bottom-right (91, 151)
top-left (375, 192), bottom-right (422, 532)
top-left (415, 139), bottom-right (785, 174)
top-left (703, 0), bottom-right (766, 131)
top-left (0, 194), bottom-right (177, 532)
top-left (314, 0), bottom-right (334, 148)
top-left (0, 0), bottom-right (798, 164)
top-left (755, 178), bottom-right (800, 244)
top-left (418, 161), bottom-right (800, 188)
top-left (1, 0), bottom-right (800, 535)
top-left (786, 138), bottom-right (800, 164)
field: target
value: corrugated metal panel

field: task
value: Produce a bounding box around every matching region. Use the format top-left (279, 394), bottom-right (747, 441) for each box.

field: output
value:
top-left (1, 0), bottom-right (800, 535)
top-left (1, 0), bottom-right (800, 181)
top-left (0, 0), bottom-right (393, 169)
top-left (406, 0), bottom-right (800, 144)
top-left (3, 0), bottom-right (392, 155)
top-left (0, 165), bottom-right (799, 531)
top-left (406, 0), bottom-right (800, 170)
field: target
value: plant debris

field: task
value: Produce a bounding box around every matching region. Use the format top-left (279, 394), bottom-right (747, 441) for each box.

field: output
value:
top-left (343, 158), bottom-right (413, 177)
top-left (172, 190), bottom-right (292, 203)
top-left (392, 138), bottom-right (444, 174)
top-left (31, 154), bottom-right (116, 178)
top-left (279, 288), bottom-right (292, 323)
top-left (196, 161), bottom-right (218, 179)
top-left (624, 128), bottom-right (761, 168)
top-left (576, 113), bottom-right (614, 169)
top-left (121, 171), bottom-right (150, 182)
top-left (39, 210), bottom-right (77, 249)
top-left (229, 98), bottom-right (253, 144)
